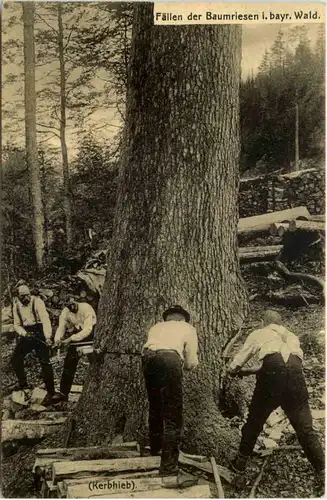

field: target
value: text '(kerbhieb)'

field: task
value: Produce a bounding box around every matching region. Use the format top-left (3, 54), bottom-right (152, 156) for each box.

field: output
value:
top-left (89, 480), bottom-right (135, 492)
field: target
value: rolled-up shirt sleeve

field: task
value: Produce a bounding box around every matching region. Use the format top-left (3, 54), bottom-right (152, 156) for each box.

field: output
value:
top-left (70, 314), bottom-right (94, 342)
top-left (13, 303), bottom-right (26, 337)
top-left (54, 309), bottom-right (68, 343)
top-left (229, 330), bottom-right (260, 372)
top-left (184, 326), bottom-right (199, 370)
top-left (35, 298), bottom-right (52, 340)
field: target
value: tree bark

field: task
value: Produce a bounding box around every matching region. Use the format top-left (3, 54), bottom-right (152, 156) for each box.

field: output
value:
top-left (72, 4), bottom-right (246, 461)
top-left (57, 3), bottom-right (73, 250)
top-left (23, 3), bottom-right (45, 270)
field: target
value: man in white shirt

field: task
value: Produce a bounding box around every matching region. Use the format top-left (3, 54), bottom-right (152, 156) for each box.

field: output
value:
top-left (12, 285), bottom-right (55, 402)
top-left (228, 310), bottom-right (324, 484)
top-left (53, 297), bottom-right (96, 401)
top-left (142, 305), bottom-right (198, 486)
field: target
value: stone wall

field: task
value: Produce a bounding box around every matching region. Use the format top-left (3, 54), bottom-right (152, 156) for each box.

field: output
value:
top-left (239, 168), bottom-right (325, 218)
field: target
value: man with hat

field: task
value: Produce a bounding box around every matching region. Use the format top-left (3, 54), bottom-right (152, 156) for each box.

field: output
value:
top-left (53, 297), bottom-right (97, 402)
top-left (227, 309), bottom-right (324, 490)
top-left (12, 285), bottom-right (55, 402)
top-left (142, 305), bottom-right (199, 486)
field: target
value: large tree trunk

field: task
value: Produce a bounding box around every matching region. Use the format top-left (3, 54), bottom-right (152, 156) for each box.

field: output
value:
top-left (72, 5), bottom-right (247, 460)
top-left (23, 2), bottom-right (45, 270)
top-left (57, 3), bottom-right (73, 250)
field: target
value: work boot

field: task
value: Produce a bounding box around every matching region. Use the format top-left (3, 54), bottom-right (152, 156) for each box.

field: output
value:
top-left (230, 453), bottom-right (248, 474)
top-left (50, 392), bottom-right (68, 404)
top-left (43, 393), bottom-right (56, 406)
top-left (313, 470), bottom-right (325, 497)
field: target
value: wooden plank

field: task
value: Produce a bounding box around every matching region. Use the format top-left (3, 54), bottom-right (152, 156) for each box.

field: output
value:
top-left (179, 453), bottom-right (233, 484)
top-left (66, 476), bottom-right (163, 498)
top-left (210, 457), bottom-right (224, 498)
top-left (269, 223), bottom-right (289, 237)
top-left (2, 418), bottom-right (67, 442)
top-left (33, 449), bottom-right (140, 474)
top-left (239, 245), bottom-right (282, 253)
top-left (239, 245), bottom-right (282, 263)
top-left (67, 484), bottom-right (211, 499)
top-left (53, 457), bottom-right (161, 484)
top-left (238, 206), bottom-right (310, 233)
top-left (61, 471), bottom-right (159, 497)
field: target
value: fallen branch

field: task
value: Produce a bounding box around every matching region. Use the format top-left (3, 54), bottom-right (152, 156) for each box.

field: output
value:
top-left (273, 261), bottom-right (325, 295)
top-left (249, 456), bottom-right (269, 498)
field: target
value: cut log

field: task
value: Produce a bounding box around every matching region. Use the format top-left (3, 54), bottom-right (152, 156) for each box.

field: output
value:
top-left (269, 223), bottom-right (290, 237)
top-left (67, 484), bottom-right (211, 499)
top-left (238, 224), bottom-right (272, 237)
top-left (52, 457), bottom-right (161, 484)
top-left (239, 245), bottom-right (283, 263)
top-left (179, 452), bottom-right (233, 484)
top-left (298, 214), bottom-right (325, 222)
top-left (288, 220), bottom-right (325, 233)
top-left (33, 449), bottom-right (140, 476)
top-left (2, 418), bottom-right (67, 442)
top-left (238, 206), bottom-right (310, 234)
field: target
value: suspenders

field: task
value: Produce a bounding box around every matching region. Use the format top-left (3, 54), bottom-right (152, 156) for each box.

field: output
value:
top-left (16, 297), bottom-right (38, 326)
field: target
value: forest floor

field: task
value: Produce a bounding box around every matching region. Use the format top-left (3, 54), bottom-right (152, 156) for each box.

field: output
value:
top-left (1, 299), bottom-right (325, 498)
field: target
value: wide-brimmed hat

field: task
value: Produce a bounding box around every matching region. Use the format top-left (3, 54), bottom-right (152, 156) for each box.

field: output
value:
top-left (163, 305), bottom-right (190, 323)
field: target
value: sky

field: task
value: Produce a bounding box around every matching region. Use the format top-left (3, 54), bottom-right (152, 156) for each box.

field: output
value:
top-left (2, 4), bottom-right (323, 156)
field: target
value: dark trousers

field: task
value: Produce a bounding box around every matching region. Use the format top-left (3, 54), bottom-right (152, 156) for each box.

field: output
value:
top-left (11, 324), bottom-right (55, 395)
top-left (60, 333), bottom-right (93, 397)
top-left (142, 349), bottom-right (183, 476)
top-left (240, 353), bottom-right (325, 473)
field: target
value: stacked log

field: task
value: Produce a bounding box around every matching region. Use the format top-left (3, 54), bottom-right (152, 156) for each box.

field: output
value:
top-left (238, 206), bottom-right (311, 236)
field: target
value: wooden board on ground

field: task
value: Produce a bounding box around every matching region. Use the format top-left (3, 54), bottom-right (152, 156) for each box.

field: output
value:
top-left (60, 471), bottom-right (160, 497)
top-left (179, 453), bottom-right (234, 484)
top-left (2, 418), bottom-right (67, 442)
top-left (53, 457), bottom-right (161, 484)
top-left (238, 206), bottom-right (310, 234)
top-left (55, 385), bottom-right (83, 394)
top-left (34, 449), bottom-right (140, 474)
top-left (66, 484), bottom-right (211, 499)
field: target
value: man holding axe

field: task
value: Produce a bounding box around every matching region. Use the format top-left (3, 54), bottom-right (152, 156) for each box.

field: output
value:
top-left (52, 297), bottom-right (96, 402)
top-left (12, 285), bottom-right (55, 404)
top-left (227, 310), bottom-right (324, 489)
